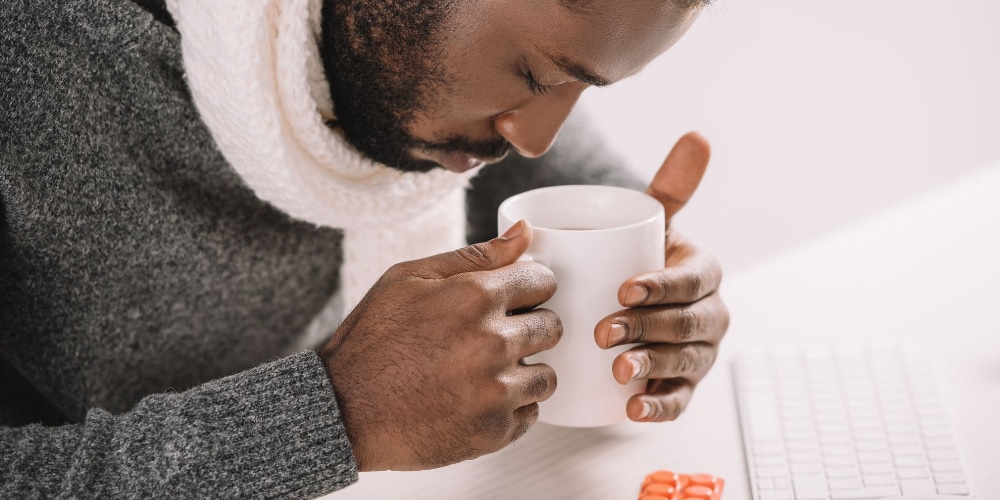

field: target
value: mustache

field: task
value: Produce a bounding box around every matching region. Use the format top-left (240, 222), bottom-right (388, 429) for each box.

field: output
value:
top-left (414, 134), bottom-right (513, 161)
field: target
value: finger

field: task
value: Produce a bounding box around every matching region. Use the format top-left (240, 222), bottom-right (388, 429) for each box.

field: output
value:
top-left (508, 402), bottom-right (540, 443)
top-left (402, 220), bottom-right (533, 279)
top-left (618, 250), bottom-right (722, 307)
top-left (611, 342), bottom-right (717, 384)
top-left (505, 363), bottom-right (558, 408)
top-left (504, 308), bottom-right (563, 358)
top-left (596, 293), bottom-right (728, 348)
top-left (485, 261), bottom-right (557, 312)
top-left (626, 379), bottom-right (694, 422)
top-left (647, 131), bottom-right (710, 222)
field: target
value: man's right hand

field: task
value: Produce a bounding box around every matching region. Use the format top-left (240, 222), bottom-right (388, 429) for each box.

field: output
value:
top-left (318, 221), bottom-right (561, 471)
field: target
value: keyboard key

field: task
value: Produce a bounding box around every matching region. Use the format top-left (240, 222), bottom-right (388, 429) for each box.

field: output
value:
top-left (937, 483), bottom-right (971, 495)
top-left (931, 460), bottom-right (963, 472)
top-left (792, 474), bottom-right (829, 500)
top-left (857, 451), bottom-right (890, 463)
top-left (825, 467), bottom-right (859, 479)
top-left (893, 456), bottom-right (927, 468)
top-left (822, 445), bottom-right (854, 457)
top-left (859, 463), bottom-right (892, 475)
top-left (899, 478), bottom-right (937, 496)
top-left (756, 477), bottom-right (775, 490)
top-left (824, 456), bottom-right (856, 467)
top-left (933, 471), bottom-right (966, 484)
top-left (924, 438), bottom-right (956, 450)
top-left (790, 463), bottom-right (824, 474)
top-left (787, 441), bottom-right (820, 452)
top-left (756, 466), bottom-right (790, 478)
top-left (896, 467), bottom-right (931, 479)
top-left (927, 449), bottom-right (959, 460)
top-left (754, 442), bottom-right (786, 456)
top-left (756, 455), bottom-right (788, 466)
top-left (774, 477), bottom-right (791, 490)
top-left (828, 478), bottom-right (863, 490)
top-left (851, 430), bottom-right (883, 442)
top-left (855, 442), bottom-right (887, 452)
top-left (829, 486), bottom-right (900, 499)
top-left (759, 490), bottom-right (793, 500)
top-left (862, 474), bottom-right (897, 486)
top-left (789, 451), bottom-right (822, 463)
top-left (921, 427), bottom-right (953, 438)
top-left (890, 443), bottom-right (923, 456)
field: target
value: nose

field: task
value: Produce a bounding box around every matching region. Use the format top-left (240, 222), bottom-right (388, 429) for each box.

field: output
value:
top-left (494, 86), bottom-right (584, 158)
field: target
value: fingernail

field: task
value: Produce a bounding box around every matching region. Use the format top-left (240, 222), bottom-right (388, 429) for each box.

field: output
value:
top-left (629, 358), bottom-right (642, 381)
top-left (608, 323), bottom-right (627, 347)
top-left (639, 400), bottom-right (653, 419)
top-left (625, 284), bottom-right (648, 306)
top-left (500, 221), bottom-right (523, 240)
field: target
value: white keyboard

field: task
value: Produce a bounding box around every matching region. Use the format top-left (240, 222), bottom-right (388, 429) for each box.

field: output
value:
top-left (733, 345), bottom-right (973, 500)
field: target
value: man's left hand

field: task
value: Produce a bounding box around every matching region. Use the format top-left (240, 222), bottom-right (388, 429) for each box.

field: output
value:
top-left (594, 132), bottom-right (729, 422)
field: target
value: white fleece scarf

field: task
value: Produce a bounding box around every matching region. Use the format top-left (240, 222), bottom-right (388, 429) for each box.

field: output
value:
top-left (166, 0), bottom-right (476, 313)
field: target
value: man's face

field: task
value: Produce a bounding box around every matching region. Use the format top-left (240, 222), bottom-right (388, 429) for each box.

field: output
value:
top-left (321, 0), bottom-right (702, 173)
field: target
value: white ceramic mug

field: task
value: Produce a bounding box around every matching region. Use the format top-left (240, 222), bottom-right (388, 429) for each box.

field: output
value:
top-left (498, 185), bottom-right (665, 427)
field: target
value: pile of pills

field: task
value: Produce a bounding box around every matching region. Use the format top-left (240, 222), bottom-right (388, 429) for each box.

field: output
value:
top-left (638, 471), bottom-right (725, 500)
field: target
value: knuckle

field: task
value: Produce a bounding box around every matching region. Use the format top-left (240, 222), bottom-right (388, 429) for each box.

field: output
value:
top-left (456, 242), bottom-right (498, 268)
top-left (522, 261), bottom-right (556, 285)
top-left (675, 307), bottom-right (701, 342)
top-left (383, 261), bottom-right (411, 280)
top-left (455, 277), bottom-right (495, 309)
top-left (646, 396), bottom-right (685, 422)
top-left (633, 349), bottom-right (655, 380)
top-left (526, 369), bottom-right (552, 401)
top-left (645, 397), bottom-right (668, 421)
top-left (675, 344), bottom-right (701, 375)
top-left (539, 309), bottom-right (563, 346)
top-left (632, 310), bottom-right (651, 343)
top-left (510, 403), bottom-right (539, 442)
top-left (474, 408), bottom-right (513, 449)
top-left (684, 272), bottom-right (705, 300)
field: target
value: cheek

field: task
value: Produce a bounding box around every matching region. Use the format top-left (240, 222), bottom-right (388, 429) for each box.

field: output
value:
top-left (406, 78), bottom-right (522, 141)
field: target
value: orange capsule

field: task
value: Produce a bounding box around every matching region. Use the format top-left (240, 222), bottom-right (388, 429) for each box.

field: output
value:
top-left (680, 484), bottom-right (716, 500)
top-left (689, 473), bottom-right (717, 488)
top-left (643, 483), bottom-right (676, 497)
top-left (676, 474), bottom-right (691, 489)
top-left (650, 470), bottom-right (678, 485)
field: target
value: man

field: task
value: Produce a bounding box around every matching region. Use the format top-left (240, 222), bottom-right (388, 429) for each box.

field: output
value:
top-left (1, 0), bottom-right (728, 497)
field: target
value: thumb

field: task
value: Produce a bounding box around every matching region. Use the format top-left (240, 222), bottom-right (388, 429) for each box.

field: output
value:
top-left (408, 220), bottom-right (533, 279)
top-left (648, 131), bottom-right (711, 223)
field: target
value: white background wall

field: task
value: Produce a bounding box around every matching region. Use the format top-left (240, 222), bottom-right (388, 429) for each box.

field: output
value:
top-left (580, 0), bottom-right (1000, 273)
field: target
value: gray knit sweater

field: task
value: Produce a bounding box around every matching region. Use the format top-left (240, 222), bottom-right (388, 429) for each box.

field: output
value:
top-left (0, 0), bottom-right (639, 497)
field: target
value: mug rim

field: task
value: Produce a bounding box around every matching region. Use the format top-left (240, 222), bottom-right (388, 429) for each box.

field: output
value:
top-left (498, 184), bottom-right (664, 233)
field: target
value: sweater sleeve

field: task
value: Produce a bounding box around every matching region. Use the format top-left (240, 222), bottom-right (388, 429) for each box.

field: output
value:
top-left (0, 351), bottom-right (359, 499)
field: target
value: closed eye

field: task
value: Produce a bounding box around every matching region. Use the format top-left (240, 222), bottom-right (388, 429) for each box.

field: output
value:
top-left (525, 69), bottom-right (554, 96)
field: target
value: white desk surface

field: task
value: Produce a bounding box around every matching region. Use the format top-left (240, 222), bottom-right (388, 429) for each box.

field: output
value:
top-left (328, 162), bottom-right (1000, 500)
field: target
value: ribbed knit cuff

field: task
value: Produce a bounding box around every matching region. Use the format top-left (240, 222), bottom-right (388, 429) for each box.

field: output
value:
top-left (177, 350), bottom-right (360, 498)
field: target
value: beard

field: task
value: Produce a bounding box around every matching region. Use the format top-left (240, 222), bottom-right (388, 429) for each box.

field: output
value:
top-left (320, 0), bottom-right (511, 173)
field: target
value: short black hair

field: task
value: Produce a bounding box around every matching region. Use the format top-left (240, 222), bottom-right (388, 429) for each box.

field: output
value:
top-left (559, 0), bottom-right (711, 16)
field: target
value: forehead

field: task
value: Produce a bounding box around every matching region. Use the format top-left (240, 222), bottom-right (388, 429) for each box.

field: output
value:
top-left (472, 0), bottom-right (700, 82)
top-left (552, 0), bottom-right (700, 81)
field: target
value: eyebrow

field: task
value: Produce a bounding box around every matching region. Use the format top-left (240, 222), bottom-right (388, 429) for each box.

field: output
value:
top-left (546, 53), bottom-right (612, 88)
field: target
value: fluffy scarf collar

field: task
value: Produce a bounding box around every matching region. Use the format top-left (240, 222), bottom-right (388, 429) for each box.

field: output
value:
top-left (166, 0), bottom-right (475, 313)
